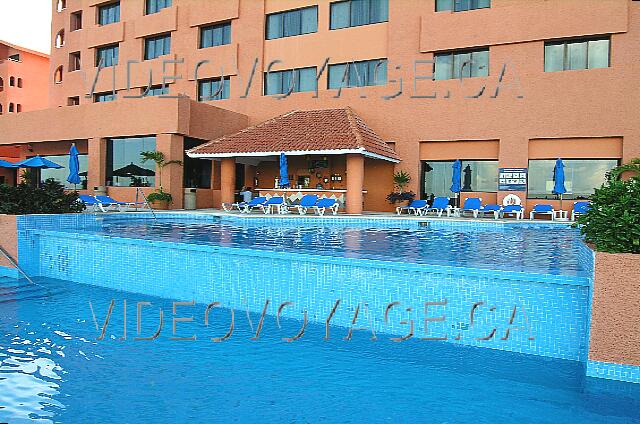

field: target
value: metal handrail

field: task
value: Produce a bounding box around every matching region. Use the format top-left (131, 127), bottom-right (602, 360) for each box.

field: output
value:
top-left (0, 245), bottom-right (40, 287)
top-left (136, 187), bottom-right (157, 221)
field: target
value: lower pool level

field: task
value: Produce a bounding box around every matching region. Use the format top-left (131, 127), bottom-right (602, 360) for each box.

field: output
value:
top-left (1, 277), bottom-right (640, 423)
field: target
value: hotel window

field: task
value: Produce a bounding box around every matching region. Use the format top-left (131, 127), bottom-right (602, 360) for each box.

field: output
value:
top-left (106, 136), bottom-right (157, 187)
top-left (17, 78), bottom-right (22, 88)
top-left (69, 52), bottom-right (81, 72)
top-left (434, 48), bottom-right (489, 80)
top-left (544, 37), bottom-right (610, 72)
top-left (54, 66), bottom-right (64, 84)
top-left (41, 154), bottom-right (89, 189)
top-left (184, 138), bottom-right (212, 189)
top-left (328, 59), bottom-right (387, 89)
top-left (71, 11), bottom-right (83, 31)
top-left (144, 34), bottom-right (171, 60)
top-left (144, 85), bottom-right (169, 96)
top-left (146, 0), bottom-right (172, 15)
top-left (330, 0), bottom-right (388, 30)
top-left (16, 104), bottom-right (22, 113)
top-left (8, 103), bottom-right (14, 113)
top-left (8, 54), bottom-right (20, 62)
top-left (266, 6), bottom-right (318, 40)
top-left (67, 96), bottom-right (80, 106)
top-left (96, 44), bottom-right (119, 67)
top-left (527, 159), bottom-right (619, 200)
top-left (94, 92), bottom-right (116, 102)
top-left (57, 0), bottom-right (67, 12)
top-left (198, 77), bottom-right (230, 101)
top-left (436, 0), bottom-right (490, 12)
top-left (200, 22), bottom-right (231, 48)
top-left (98, 2), bottom-right (120, 26)
top-left (264, 67), bottom-right (317, 95)
top-left (9, 77), bottom-right (15, 86)
top-left (421, 160), bottom-right (498, 198)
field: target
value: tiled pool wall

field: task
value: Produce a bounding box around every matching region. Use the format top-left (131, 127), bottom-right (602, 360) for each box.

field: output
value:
top-left (18, 213), bottom-right (591, 362)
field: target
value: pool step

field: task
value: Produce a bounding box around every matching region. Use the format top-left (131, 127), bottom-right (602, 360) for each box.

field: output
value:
top-left (0, 277), bottom-right (64, 304)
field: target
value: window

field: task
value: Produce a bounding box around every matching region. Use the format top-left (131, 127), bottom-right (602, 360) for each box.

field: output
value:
top-left (198, 77), bottom-right (230, 101)
top-left (266, 6), bottom-right (317, 40)
top-left (184, 138), bottom-right (212, 189)
top-left (9, 103), bottom-right (14, 113)
top-left (95, 92), bottom-right (116, 102)
top-left (55, 30), bottom-right (65, 48)
top-left (144, 34), bottom-right (171, 60)
top-left (144, 85), bottom-right (169, 96)
top-left (328, 59), bottom-right (387, 89)
top-left (544, 37), bottom-right (610, 72)
top-left (54, 66), bottom-right (64, 84)
top-left (69, 52), bottom-right (81, 72)
top-left (527, 159), bottom-right (619, 199)
top-left (0, 77), bottom-right (3, 92)
top-left (8, 54), bottom-right (20, 62)
top-left (17, 78), bottom-right (22, 88)
top-left (98, 2), bottom-right (120, 26)
top-left (264, 67), bottom-right (317, 95)
top-left (200, 22), bottom-right (231, 48)
top-left (57, 0), bottom-right (66, 12)
top-left (421, 160), bottom-right (498, 198)
top-left (71, 11), bottom-right (83, 31)
top-left (96, 44), bottom-right (119, 67)
top-left (40, 154), bottom-right (88, 189)
top-left (146, 0), bottom-right (172, 15)
top-left (330, 0), bottom-right (388, 30)
top-left (434, 48), bottom-right (489, 80)
top-left (106, 136), bottom-right (156, 187)
top-left (68, 96), bottom-right (80, 106)
top-left (436, 0), bottom-right (490, 12)
top-left (16, 104), bottom-right (22, 113)
top-left (9, 77), bottom-right (15, 86)
top-left (0, 105), bottom-right (3, 115)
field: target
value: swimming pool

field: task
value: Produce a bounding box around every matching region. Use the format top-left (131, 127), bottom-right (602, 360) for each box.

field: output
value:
top-left (1, 277), bottom-right (640, 423)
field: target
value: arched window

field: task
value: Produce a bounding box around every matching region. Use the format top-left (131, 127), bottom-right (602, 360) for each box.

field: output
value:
top-left (9, 77), bottom-right (15, 86)
top-left (9, 103), bottom-right (14, 113)
top-left (16, 104), bottom-right (22, 113)
top-left (17, 78), bottom-right (22, 88)
top-left (57, 0), bottom-right (66, 12)
top-left (55, 30), bottom-right (65, 48)
top-left (0, 77), bottom-right (3, 92)
top-left (54, 66), bottom-right (64, 84)
top-left (0, 104), bottom-right (3, 115)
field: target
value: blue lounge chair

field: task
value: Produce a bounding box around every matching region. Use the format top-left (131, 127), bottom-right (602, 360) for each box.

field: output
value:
top-left (396, 199), bottom-right (428, 216)
top-left (571, 202), bottom-right (591, 221)
top-left (96, 195), bottom-right (148, 212)
top-left (224, 196), bottom-right (266, 212)
top-left (239, 197), bottom-right (268, 213)
top-left (529, 204), bottom-right (557, 221)
top-left (78, 194), bottom-right (100, 212)
top-left (424, 197), bottom-right (450, 217)
top-left (459, 198), bottom-right (483, 218)
top-left (500, 205), bottom-right (524, 220)
top-left (290, 195), bottom-right (319, 215)
top-left (313, 198), bottom-right (339, 216)
top-left (259, 197), bottom-right (287, 214)
top-left (478, 204), bottom-right (502, 219)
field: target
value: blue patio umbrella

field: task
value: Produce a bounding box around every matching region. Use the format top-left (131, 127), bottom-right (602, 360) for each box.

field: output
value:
top-left (14, 156), bottom-right (63, 187)
top-left (553, 158), bottom-right (567, 211)
top-left (67, 144), bottom-right (82, 186)
top-left (450, 160), bottom-right (462, 206)
top-left (279, 153), bottom-right (290, 188)
top-left (0, 160), bottom-right (17, 168)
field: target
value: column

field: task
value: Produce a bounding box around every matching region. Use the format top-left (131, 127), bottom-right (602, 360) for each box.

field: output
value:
top-left (87, 137), bottom-right (107, 192)
top-left (220, 157), bottom-right (236, 206)
top-left (346, 154), bottom-right (365, 215)
top-left (156, 134), bottom-right (185, 209)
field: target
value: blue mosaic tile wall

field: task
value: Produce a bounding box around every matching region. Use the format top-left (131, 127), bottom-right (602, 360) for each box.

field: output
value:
top-left (19, 214), bottom-right (592, 362)
top-left (587, 361), bottom-right (640, 384)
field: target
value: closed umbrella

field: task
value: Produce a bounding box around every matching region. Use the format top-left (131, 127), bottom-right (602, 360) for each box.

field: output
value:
top-left (450, 160), bottom-right (462, 207)
top-left (553, 158), bottom-right (567, 211)
top-left (67, 144), bottom-right (82, 187)
top-left (279, 153), bottom-right (290, 188)
top-left (14, 156), bottom-right (63, 187)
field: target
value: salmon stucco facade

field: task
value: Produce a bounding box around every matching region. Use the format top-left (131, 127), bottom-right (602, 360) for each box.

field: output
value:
top-left (0, 0), bottom-right (638, 213)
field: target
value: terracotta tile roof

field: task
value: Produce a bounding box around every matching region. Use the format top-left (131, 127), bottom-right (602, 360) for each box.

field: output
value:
top-left (187, 108), bottom-right (400, 162)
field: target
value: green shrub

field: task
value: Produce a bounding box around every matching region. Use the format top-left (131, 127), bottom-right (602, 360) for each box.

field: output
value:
top-left (0, 179), bottom-right (85, 215)
top-left (577, 160), bottom-right (640, 253)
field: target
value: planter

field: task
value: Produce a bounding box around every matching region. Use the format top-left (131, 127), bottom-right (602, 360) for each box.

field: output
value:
top-left (150, 200), bottom-right (170, 210)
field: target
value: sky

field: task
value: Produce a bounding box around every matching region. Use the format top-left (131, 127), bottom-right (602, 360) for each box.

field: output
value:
top-left (0, 0), bottom-right (52, 54)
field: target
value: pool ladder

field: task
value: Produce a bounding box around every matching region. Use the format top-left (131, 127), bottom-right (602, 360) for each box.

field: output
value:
top-left (135, 187), bottom-right (157, 221)
top-left (0, 244), bottom-right (38, 286)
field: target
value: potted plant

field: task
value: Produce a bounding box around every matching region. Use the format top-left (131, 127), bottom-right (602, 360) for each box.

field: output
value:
top-left (386, 170), bottom-right (416, 205)
top-left (140, 151), bottom-right (182, 210)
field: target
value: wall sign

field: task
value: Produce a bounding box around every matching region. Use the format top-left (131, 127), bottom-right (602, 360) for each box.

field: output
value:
top-left (499, 168), bottom-right (527, 191)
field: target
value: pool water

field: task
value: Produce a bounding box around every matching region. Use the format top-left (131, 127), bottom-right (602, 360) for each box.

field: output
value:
top-left (1, 278), bottom-right (639, 423)
top-left (90, 219), bottom-right (587, 277)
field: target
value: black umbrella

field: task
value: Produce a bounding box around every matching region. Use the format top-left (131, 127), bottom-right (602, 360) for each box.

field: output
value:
top-left (113, 163), bottom-right (155, 177)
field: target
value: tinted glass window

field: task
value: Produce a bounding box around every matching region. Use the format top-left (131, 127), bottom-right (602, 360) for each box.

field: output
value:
top-left (198, 78), bottom-right (230, 101)
top-left (527, 159), bottom-right (618, 199)
top-left (107, 136), bottom-right (157, 187)
top-left (266, 6), bottom-right (317, 40)
top-left (145, 34), bottom-right (171, 60)
top-left (330, 0), bottom-right (388, 30)
top-left (98, 2), bottom-right (120, 25)
top-left (200, 22), bottom-right (231, 48)
top-left (328, 59), bottom-right (387, 88)
top-left (544, 37), bottom-right (610, 72)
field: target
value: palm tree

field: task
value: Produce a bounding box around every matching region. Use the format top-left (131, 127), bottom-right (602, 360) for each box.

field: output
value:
top-left (140, 151), bottom-right (182, 190)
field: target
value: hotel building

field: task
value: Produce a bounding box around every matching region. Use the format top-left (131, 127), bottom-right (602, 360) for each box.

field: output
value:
top-left (0, 0), bottom-right (637, 213)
